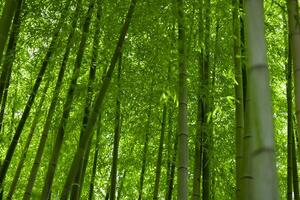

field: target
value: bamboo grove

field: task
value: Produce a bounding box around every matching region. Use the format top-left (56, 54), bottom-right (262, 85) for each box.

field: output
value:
top-left (0, 0), bottom-right (299, 199)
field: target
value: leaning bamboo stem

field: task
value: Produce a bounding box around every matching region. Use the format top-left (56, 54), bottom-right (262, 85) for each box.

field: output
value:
top-left (22, 1), bottom-right (78, 198)
top-left (0, 0), bottom-right (70, 189)
top-left (60, 0), bottom-right (137, 197)
top-left (6, 81), bottom-right (49, 199)
top-left (70, 1), bottom-right (103, 197)
top-left (0, 0), bottom-right (19, 65)
top-left (41, 0), bottom-right (96, 198)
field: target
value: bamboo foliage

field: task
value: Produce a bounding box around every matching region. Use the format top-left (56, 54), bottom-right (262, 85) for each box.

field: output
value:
top-left (22, 1), bottom-right (80, 198)
top-left (6, 80), bottom-right (49, 200)
top-left (60, 0), bottom-right (138, 197)
top-left (0, 0), bottom-right (71, 191)
top-left (69, 1), bottom-right (103, 198)
top-left (41, 0), bottom-right (96, 198)
top-left (0, 0), bottom-right (297, 199)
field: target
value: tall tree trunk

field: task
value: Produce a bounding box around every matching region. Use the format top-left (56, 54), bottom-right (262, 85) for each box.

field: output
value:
top-left (232, 0), bottom-right (244, 199)
top-left (138, 104), bottom-right (151, 200)
top-left (105, 173), bottom-right (112, 200)
top-left (0, 0), bottom-right (20, 65)
top-left (137, 79), bottom-right (154, 200)
top-left (0, 0), bottom-right (23, 124)
top-left (296, 122), bottom-right (300, 163)
top-left (209, 18), bottom-right (219, 200)
top-left (165, 97), bottom-right (174, 200)
top-left (240, 84), bottom-right (254, 200)
top-left (287, 36), bottom-right (293, 200)
top-left (22, 1), bottom-right (79, 198)
top-left (192, 1), bottom-right (204, 199)
top-left (166, 131), bottom-right (178, 200)
top-left (70, 1), bottom-right (102, 198)
top-left (292, 132), bottom-right (300, 200)
top-left (153, 104), bottom-right (167, 200)
top-left (287, 5), bottom-right (300, 195)
top-left (116, 170), bottom-right (126, 200)
top-left (6, 80), bottom-right (49, 200)
top-left (202, 1), bottom-right (211, 200)
top-left (239, 1), bottom-right (254, 200)
top-left (287, 0), bottom-right (300, 145)
top-left (245, 0), bottom-right (279, 199)
top-left (0, 81), bottom-right (8, 134)
top-left (286, 9), bottom-right (293, 199)
top-left (60, 0), bottom-right (137, 197)
top-left (192, 53), bottom-right (203, 200)
top-left (88, 115), bottom-right (102, 200)
top-left (0, 163), bottom-right (1, 200)
top-left (0, 0), bottom-right (71, 190)
top-left (201, 53), bottom-right (210, 200)
top-left (40, 0), bottom-right (96, 198)
top-left (109, 55), bottom-right (122, 200)
top-left (239, 0), bottom-right (247, 112)
top-left (176, 0), bottom-right (188, 198)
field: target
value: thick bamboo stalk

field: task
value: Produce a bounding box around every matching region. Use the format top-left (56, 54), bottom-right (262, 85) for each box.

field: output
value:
top-left (137, 105), bottom-right (151, 200)
top-left (292, 132), bottom-right (300, 200)
top-left (109, 55), bottom-right (122, 200)
top-left (88, 115), bottom-right (102, 200)
top-left (286, 10), bottom-right (293, 200)
top-left (165, 131), bottom-right (177, 200)
top-left (245, 0), bottom-right (279, 199)
top-left (153, 104), bottom-right (167, 200)
top-left (287, 0), bottom-right (300, 147)
top-left (176, 0), bottom-right (188, 198)
top-left (165, 99), bottom-right (174, 200)
top-left (232, 0), bottom-right (244, 198)
top-left (0, 0), bottom-right (23, 113)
